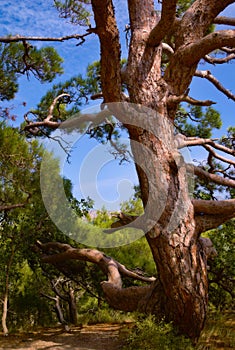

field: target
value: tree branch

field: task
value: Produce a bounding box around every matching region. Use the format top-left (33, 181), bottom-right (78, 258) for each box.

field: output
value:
top-left (91, 0), bottom-right (122, 102)
top-left (0, 193), bottom-right (31, 212)
top-left (203, 145), bottom-right (235, 166)
top-left (193, 199), bottom-right (235, 216)
top-left (194, 70), bottom-right (235, 101)
top-left (193, 199), bottom-right (235, 232)
top-left (214, 16), bottom-right (235, 26)
top-left (204, 53), bottom-right (235, 64)
top-left (168, 94), bottom-right (215, 107)
top-left (23, 93), bottom-right (70, 134)
top-left (147, 0), bottom-right (177, 47)
top-left (36, 240), bottom-right (157, 313)
top-left (182, 30), bottom-right (235, 66)
top-left (0, 33), bottom-right (91, 45)
top-left (36, 241), bottom-right (155, 285)
top-left (189, 165), bottom-right (235, 188)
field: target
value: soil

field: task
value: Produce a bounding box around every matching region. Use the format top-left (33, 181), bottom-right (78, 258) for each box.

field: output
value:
top-left (0, 323), bottom-right (132, 350)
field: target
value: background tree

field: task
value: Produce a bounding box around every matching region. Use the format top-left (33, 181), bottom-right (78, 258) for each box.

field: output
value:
top-left (0, 0), bottom-right (235, 342)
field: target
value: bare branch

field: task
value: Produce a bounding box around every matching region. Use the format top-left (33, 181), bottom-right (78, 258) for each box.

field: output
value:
top-left (203, 145), bottom-right (235, 166)
top-left (182, 30), bottom-right (235, 66)
top-left (195, 70), bottom-right (235, 101)
top-left (148, 0), bottom-right (177, 47)
top-left (175, 135), bottom-right (218, 149)
top-left (168, 94), bottom-right (215, 107)
top-left (0, 33), bottom-right (91, 45)
top-left (221, 46), bottom-right (235, 53)
top-left (46, 93), bottom-right (70, 122)
top-left (204, 53), bottom-right (235, 64)
top-left (189, 164), bottom-right (235, 188)
top-left (214, 16), bottom-right (235, 26)
top-left (23, 93), bottom-right (70, 134)
top-left (162, 42), bottom-right (174, 56)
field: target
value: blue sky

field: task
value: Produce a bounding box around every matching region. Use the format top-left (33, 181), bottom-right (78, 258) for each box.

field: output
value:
top-left (1, 1), bottom-right (235, 210)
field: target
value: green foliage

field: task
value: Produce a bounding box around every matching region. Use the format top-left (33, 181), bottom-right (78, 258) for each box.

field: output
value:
top-left (54, 0), bottom-right (91, 26)
top-left (176, 105), bottom-right (222, 138)
top-left (176, 0), bottom-right (195, 17)
top-left (124, 315), bottom-right (193, 350)
top-left (0, 43), bottom-right (63, 101)
top-left (207, 221), bottom-right (235, 309)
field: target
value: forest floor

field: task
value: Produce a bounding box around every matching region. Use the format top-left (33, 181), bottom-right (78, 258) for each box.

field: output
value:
top-left (0, 323), bottom-right (131, 350)
top-left (0, 312), bottom-right (234, 349)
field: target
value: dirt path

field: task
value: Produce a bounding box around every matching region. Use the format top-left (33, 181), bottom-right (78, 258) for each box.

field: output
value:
top-left (0, 323), bottom-right (130, 350)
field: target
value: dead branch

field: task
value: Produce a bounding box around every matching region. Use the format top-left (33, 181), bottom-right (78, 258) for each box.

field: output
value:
top-left (204, 53), bottom-right (235, 64)
top-left (177, 136), bottom-right (235, 156)
top-left (194, 70), bottom-right (235, 101)
top-left (148, 0), bottom-right (177, 47)
top-left (0, 33), bottom-right (91, 45)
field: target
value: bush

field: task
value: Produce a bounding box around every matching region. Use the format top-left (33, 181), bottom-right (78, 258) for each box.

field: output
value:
top-left (123, 315), bottom-right (193, 350)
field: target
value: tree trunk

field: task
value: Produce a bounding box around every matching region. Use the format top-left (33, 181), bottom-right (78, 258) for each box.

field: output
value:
top-left (2, 245), bottom-right (14, 336)
top-left (68, 288), bottom-right (78, 325)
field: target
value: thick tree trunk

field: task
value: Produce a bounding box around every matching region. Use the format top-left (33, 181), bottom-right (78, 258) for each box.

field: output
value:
top-left (126, 112), bottom-right (208, 340)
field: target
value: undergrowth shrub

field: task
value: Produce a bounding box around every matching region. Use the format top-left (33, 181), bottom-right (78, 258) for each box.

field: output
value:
top-left (123, 315), bottom-right (194, 350)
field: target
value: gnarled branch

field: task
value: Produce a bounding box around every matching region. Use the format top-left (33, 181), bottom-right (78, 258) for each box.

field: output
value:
top-left (195, 70), bottom-right (235, 101)
top-left (23, 93), bottom-right (70, 134)
top-left (0, 33), bottom-right (91, 45)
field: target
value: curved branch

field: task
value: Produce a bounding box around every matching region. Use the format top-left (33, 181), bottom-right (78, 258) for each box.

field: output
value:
top-left (36, 240), bottom-right (157, 313)
top-left (182, 30), bottom-right (235, 66)
top-left (23, 93), bottom-right (70, 134)
top-left (203, 145), bottom-right (235, 166)
top-left (204, 53), bottom-right (235, 64)
top-left (195, 70), bottom-right (235, 101)
top-left (147, 0), bottom-right (177, 47)
top-left (36, 241), bottom-right (155, 285)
